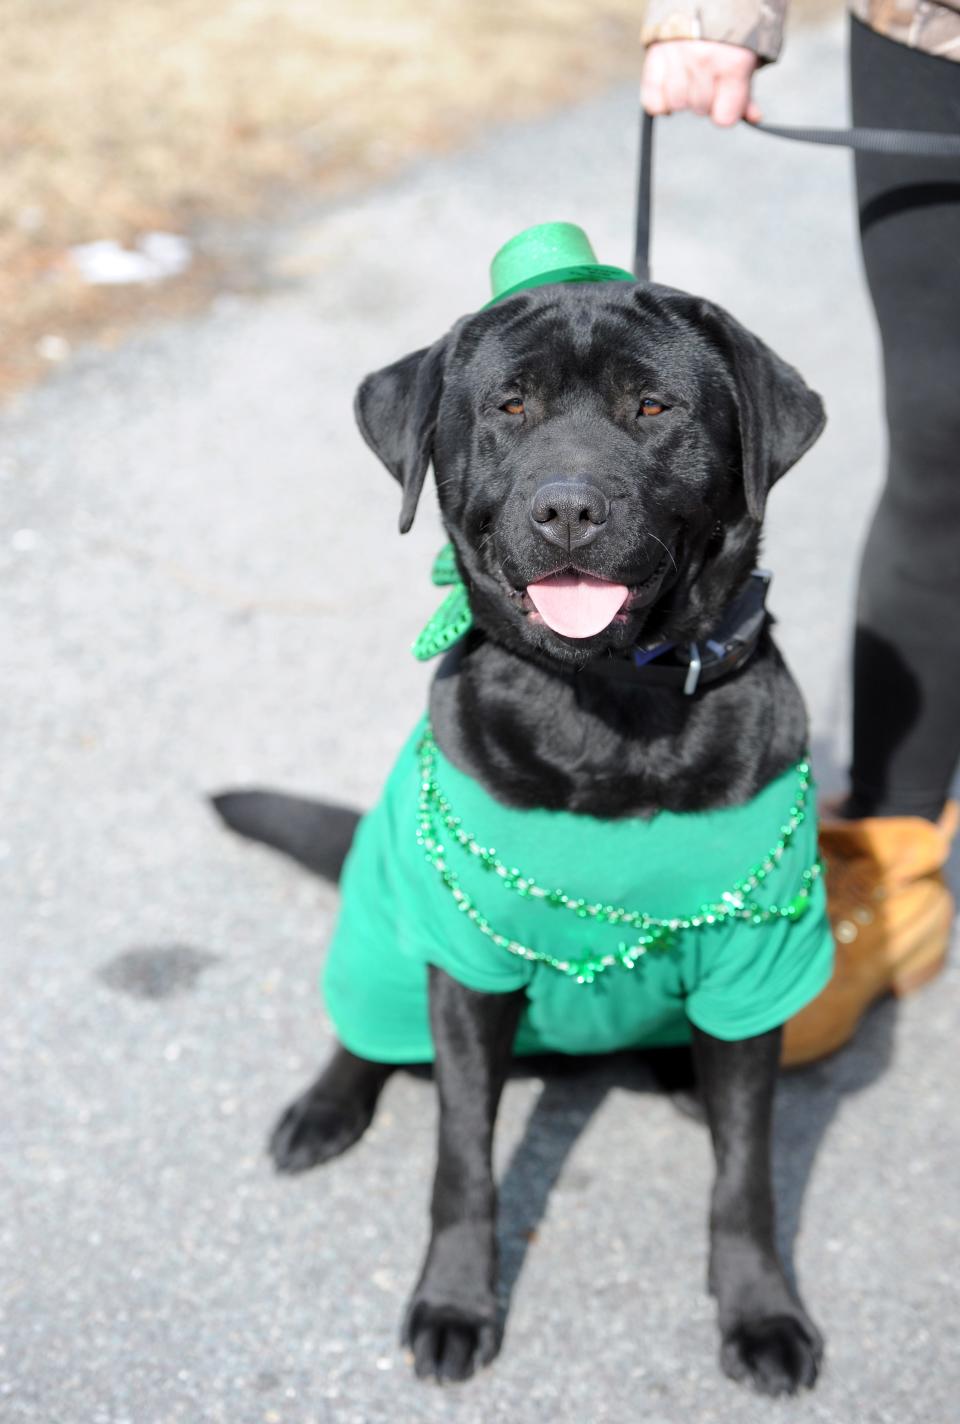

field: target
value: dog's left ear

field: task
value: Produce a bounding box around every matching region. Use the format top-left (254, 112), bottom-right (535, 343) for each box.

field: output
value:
top-left (354, 336), bottom-right (449, 534)
top-left (702, 302), bottom-right (826, 521)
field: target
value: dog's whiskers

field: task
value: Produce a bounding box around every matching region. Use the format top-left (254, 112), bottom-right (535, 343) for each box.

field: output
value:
top-left (647, 532), bottom-right (677, 574)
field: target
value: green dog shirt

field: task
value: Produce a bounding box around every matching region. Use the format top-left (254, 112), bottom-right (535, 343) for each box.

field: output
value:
top-left (323, 720), bottom-right (834, 1062)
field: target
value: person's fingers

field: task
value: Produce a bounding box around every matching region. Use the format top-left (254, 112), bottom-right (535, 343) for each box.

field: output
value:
top-left (711, 74), bottom-right (752, 127)
top-left (642, 74), bottom-right (669, 114)
top-left (746, 98), bottom-right (763, 124)
top-left (687, 67), bottom-right (716, 117)
top-left (643, 82), bottom-right (669, 115)
top-left (641, 41), bottom-right (760, 122)
top-left (663, 67), bottom-right (692, 115)
top-left (640, 49), bottom-right (670, 115)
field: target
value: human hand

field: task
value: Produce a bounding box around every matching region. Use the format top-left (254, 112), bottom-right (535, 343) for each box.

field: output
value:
top-left (642, 41), bottom-right (761, 127)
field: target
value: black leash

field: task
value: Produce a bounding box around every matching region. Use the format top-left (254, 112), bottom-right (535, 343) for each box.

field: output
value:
top-left (634, 109), bottom-right (960, 281)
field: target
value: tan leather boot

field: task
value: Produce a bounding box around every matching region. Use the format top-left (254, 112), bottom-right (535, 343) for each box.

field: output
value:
top-left (781, 803), bottom-right (958, 1067)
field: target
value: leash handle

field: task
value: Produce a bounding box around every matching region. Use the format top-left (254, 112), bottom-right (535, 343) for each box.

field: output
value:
top-left (633, 110), bottom-right (960, 283)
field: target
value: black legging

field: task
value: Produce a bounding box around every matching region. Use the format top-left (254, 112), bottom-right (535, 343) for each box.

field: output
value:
top-left (848, 18), bottom-right (960, 822)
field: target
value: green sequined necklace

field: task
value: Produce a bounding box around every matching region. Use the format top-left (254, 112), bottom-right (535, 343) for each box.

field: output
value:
top-left (415, 725), bottom-right (822, 984)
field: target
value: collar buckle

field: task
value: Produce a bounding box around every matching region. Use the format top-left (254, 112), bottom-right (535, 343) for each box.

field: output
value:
top-left (683, 642), bottom-right (702, 697)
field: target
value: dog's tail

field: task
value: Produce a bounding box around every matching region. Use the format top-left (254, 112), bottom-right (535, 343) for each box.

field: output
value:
top-left (210, 790), bottom-right (361, 884)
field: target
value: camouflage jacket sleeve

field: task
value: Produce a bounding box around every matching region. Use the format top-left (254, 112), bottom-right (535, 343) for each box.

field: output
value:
top-left (641, 0), bottom-right (790, 63)
top-left (850, 0), bottom-right (960, 62)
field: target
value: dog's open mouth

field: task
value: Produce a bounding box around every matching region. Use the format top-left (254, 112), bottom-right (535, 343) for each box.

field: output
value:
top-left (525, 572), bottom-right (630, 638)
top-left (517, 556), bottom-right (668, 640)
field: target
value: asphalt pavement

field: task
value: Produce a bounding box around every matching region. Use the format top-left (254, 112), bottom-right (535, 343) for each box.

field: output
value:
top-left (3, 14), bottom-right (958, 1423)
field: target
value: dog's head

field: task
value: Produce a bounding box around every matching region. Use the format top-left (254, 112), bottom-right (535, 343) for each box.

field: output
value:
top-left (355, 282), bottom-right (824, 666)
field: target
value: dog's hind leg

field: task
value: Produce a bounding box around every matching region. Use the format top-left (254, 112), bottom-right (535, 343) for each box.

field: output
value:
top-left (691, 1023), bottom-right (824, 1396)
top-left (403, 966), bottom-right (525, 1384)
top-left (269, 1045), bottom-right (394, 1173)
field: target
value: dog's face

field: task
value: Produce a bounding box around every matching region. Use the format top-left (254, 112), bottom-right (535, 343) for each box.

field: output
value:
top-left (355, 282), bottom-right (824, 666)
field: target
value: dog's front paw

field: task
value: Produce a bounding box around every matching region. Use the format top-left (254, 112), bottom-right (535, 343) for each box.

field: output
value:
top-left (402, 1300), bottom-right (499, 1384)
top-left (721, 1313), bottom-right (822, 1396)
top-left (268, 1090), bottom-right (374, 1173)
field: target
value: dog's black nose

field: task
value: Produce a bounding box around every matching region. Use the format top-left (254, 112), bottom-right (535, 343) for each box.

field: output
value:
top-left (530, 480), bottom-right (609, 550)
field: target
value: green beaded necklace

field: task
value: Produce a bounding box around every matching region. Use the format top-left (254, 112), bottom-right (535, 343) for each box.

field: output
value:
top-left (415, 725), bottom-right (822, 984)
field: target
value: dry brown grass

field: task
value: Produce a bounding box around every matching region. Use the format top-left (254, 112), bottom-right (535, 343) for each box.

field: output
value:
top-left (0, 0), bottom-right (838, 393)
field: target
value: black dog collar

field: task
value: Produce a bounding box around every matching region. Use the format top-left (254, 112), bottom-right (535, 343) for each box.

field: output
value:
top-left (582, 570), bottom-right (772, 696)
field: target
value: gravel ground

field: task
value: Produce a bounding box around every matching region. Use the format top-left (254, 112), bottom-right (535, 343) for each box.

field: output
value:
top-left (3, 16), bottom-right (958, 1423)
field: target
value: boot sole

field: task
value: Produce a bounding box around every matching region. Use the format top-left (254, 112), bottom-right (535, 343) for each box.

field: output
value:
top-left (782, 894), bottom-right (955, 1067)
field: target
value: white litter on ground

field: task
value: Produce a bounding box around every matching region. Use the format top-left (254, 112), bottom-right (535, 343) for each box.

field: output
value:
top-left (36, 334), bottom-right (70, 362)
top-left (68, 232), bottom-right (193, 285)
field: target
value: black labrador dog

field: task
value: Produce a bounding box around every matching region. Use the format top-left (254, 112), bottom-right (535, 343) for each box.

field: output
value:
top-left (226, 279), bottom-right (827, 1395)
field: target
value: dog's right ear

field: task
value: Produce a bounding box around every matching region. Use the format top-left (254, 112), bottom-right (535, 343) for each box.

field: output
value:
top-left (354, 336), bottom-right (448, 534)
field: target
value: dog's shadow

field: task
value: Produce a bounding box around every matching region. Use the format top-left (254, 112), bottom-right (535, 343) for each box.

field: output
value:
top-left (771, 998), bottom-right (898, 1280)
top-left (212, 788), bottom-right (900, 1325)
top-left (487, 1001), bottom-right (896, 1324)
top-left (494, 1050), bottom-right (691, 1316)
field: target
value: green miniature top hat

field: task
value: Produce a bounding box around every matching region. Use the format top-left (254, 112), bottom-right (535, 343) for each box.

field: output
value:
top-left (486, 221), bottom-right (635, 307)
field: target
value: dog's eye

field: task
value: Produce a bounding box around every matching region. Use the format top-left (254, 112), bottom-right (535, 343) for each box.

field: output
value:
top-left (501, 398), bottom-right (525, 416)
top-left (639, 398), bottom-right (666, 417)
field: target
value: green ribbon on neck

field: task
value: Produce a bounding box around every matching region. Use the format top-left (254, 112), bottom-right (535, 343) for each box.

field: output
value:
top-left (412, 544), bottom-right (474, 661)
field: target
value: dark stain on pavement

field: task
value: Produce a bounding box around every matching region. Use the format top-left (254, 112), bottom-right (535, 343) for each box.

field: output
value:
top-left (98, 943), bottom-right (221, 999)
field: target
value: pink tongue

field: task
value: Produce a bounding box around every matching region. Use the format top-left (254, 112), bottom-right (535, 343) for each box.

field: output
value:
top-left (526, 573), bottom-right (629, 638)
